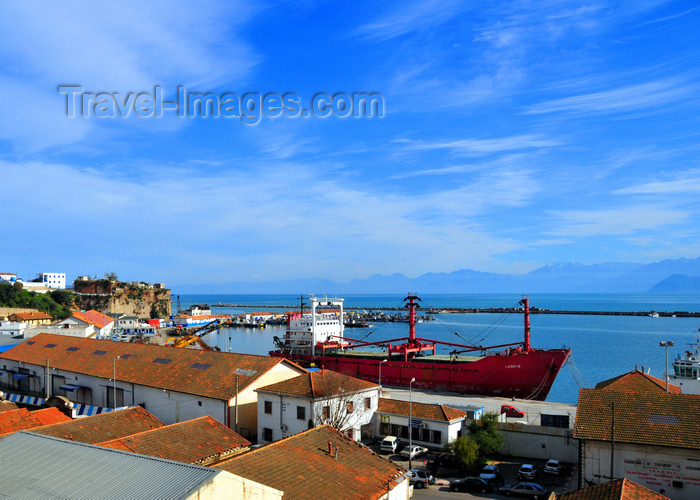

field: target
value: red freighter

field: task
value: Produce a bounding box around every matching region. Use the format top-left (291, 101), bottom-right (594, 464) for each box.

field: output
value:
top-left (270, 294), bottom-right (571, 400)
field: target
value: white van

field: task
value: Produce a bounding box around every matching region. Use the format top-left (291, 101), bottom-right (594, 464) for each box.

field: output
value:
top-left (380, 436), bottom-right (400, 454)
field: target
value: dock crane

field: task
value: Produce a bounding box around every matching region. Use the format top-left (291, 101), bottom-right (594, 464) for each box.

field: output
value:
top-left (168, 317), bottom-right (235, 351)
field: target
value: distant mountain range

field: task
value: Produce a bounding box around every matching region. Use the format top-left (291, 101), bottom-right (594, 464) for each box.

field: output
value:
top-left (173, 256), bottom-right (700, 294)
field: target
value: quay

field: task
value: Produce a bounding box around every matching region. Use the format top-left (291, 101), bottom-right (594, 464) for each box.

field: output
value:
top-left (208, 303), bottom-right (700, 317)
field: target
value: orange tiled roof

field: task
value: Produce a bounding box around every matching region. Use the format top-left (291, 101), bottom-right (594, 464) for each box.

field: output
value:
top-left (71, 310), bottom-right (113, 329)
top-left (0, 407), bottom-right (70, 436)
top-left (11, 311), bottom-right (52, 321)
top-left (32, 407), bottom-right (72, 426)
top-left (216, 425), bottom-right (406, 499)
top-left (99, 416), bottom-right (250, 465)
top-left (257, 370), bottom-right (377, 399)
top-left (0, 401), bottom-right (19, 412)
top-left (574, 388), bottom-right (700, 450)
top-left (378, 397), bottom-right (467, 422)
top-left (558, 478), bottom-right (670, 500)
top-left (32, 406), bottom-right (164, 444)
top-left (0, 333), bottom-right (305, 401)
top-left (595, 369), bottom-right (681, 394)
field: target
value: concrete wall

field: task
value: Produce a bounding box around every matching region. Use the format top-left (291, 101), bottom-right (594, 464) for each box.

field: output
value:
top-left (581, 440), bottom-right (700, 500)
top-left (185, 470), bottom-right (284, 500)
top-left (498, 422), bottom-right (578, 463)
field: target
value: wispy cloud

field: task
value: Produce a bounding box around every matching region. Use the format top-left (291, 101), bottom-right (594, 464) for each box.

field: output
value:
top-left (352, 0), bottom-right (465, 41)
top-left (614, 174), bottom-right (700, 195)
top-left (524, 77), bottom-right (698, 116)
top-left (550, 206), bottom-right (687, 237)
top-left (395, 135), bottom-right (561, 156)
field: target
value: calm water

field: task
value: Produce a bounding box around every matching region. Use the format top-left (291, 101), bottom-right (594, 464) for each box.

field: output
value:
top-left (174, 293), bottom-right (700, 404)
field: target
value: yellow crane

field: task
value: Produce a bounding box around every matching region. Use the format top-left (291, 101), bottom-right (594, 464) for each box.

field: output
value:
top-left (168, 318), bottom-right (236, 351)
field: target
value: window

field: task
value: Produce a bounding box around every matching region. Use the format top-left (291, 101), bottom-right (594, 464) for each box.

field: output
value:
top-left (431, 429), bottom-right (442, 444)
top-left (323, 405), bottom-right (330, 420)
top-left (297, 406), bottom-right (306, 420)
top-left (262, 428), bottom-right (273, 442)
top-left (347, 401), bottom-right (354, 414)
top-left (264, 400), bottom-right (272, 414)
top-left (365, 397), bottom-right (371, 410)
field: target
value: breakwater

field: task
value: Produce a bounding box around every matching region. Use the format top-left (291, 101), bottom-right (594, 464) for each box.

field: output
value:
top-left (210, 304), bottom-right (700, 317)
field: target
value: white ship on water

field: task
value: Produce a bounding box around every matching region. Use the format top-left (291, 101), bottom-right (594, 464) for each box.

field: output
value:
top-left (669, 330), bottom-right (700, 394)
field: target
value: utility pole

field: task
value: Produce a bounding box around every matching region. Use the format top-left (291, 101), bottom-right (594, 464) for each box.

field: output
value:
top-left (235, 374), bottom-right (239, 433)
top-left (610, 402), bottom-right (615, 481)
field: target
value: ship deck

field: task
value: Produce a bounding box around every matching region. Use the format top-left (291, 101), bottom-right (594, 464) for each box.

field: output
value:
top-left (325, 350), bottom-right (484, 363)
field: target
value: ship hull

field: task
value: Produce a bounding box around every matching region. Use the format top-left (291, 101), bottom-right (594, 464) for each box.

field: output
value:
top-left (271, 347), bottom-right (571, 401)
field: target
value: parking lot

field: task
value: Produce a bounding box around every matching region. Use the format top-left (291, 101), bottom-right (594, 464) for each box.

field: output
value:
top-left (367, 442), bottom-right (576, 499)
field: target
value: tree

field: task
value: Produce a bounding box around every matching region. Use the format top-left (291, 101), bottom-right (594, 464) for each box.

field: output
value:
top-left (13, 281), bottom-right (23, 292)
top-left (448, 436), bottom-right (480, 468)
top-left (311, 370), bottom-right (373, 435)
top-left (105, 272), bottom-right (119, 281)
top-left (467, 413), bottom-right (503, 457)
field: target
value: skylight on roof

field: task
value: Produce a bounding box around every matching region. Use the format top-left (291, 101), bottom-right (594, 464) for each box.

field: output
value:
top-left (26, 341), bottom-right (35, 345)
top-left (233, 368), bottom-right (257, 377)
top-left (44, 344), bottom-right (57, 348)
top-left (153, 358), bottom-right (172, 365)
top-left (649, 414), bottom-right (679, 425)
top-left (190, 363), bottom-right (211, 370)
top-left (120, 354), bottom-right (133, 359)
top-left (92, 350), bottom-right (107, 356)
top-left (66, 347), bottom-right (80, 352)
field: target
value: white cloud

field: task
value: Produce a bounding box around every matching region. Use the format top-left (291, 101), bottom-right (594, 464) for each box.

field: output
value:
top-left (352, 0), bottom-right (464, 41)
top-left (550, 206), bottom-right (687, 237)
top-left (614, 176), bottom-right (700, 195)
top-left (524, 78), bottom-right (697, 116)
top-left (395, 135), bottom-right (560, 156)
top-left (0, 158), bottom-right (527, 281)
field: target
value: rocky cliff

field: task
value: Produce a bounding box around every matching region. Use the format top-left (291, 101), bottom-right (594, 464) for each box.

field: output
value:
top-left (73, 279), bottom-right (171, 319)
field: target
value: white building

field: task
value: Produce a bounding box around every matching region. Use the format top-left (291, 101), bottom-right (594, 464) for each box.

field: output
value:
top-left (0, 273), bottom-right (17, 284)
top-left (376, 397), bottom-right (468, 450)
top-left (0, 333), bottom-right (307, 441)
top-left (37, 273), bottom-right (66, 289)
top-left (575, 388), bottom-right (700, 500)
top-left (256, 369), bottom-right (379, 443)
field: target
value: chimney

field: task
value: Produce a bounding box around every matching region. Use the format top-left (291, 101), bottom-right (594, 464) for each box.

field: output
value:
top-left (328, 441), bottom-right (333, 456)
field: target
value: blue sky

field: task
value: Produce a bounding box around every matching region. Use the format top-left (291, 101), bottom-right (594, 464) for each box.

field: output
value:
top-left (1, 1), bottom-right (699, 286)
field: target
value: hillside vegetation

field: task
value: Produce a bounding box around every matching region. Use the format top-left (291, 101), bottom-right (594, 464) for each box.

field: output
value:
top-left (0, 284), bottom-right (73, 319)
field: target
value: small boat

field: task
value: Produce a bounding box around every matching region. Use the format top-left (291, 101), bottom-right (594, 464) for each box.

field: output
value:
top-left (669, 330), bottom-right (700, 394)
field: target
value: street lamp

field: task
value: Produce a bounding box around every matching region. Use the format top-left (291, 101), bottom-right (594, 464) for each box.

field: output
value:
top-left (113, 356), bottom-right (121, 408)
top-left (408, 377), bottom-right (416, 470)
top-left (659, 341), bottom-right (674, 393)
top-left (378, 359), bottom-right (387, 388)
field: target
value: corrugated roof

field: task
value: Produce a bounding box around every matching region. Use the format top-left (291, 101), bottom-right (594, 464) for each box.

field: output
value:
top-left (217, 425), bottom-right (406, 499)
top-left (574, 389), bottom-right (700, 450)
top-left (1, 333), bottom-right (305, 401)
top-left (558, 478), bottom-right (670, 500)
top-left (32, 406), bottom-right (164, 444)
top-left (99, 416), bottom-right (250, 465)
top-left (0, 400), bottom-right (19, 412)
top-left (257, 369), bottom-right (378, 399)
top-left (595, 369), bottom-right (681, 394)
top-left (377, 397), bottom-right (467, 422)
top-left (0, 431), bottom-right (224, 499)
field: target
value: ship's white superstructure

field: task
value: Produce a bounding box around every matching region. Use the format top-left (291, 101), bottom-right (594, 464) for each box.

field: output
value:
top-left (670, 330), bottom-right (700, 394)
top-left (280, 296), bottom-right (346, 356)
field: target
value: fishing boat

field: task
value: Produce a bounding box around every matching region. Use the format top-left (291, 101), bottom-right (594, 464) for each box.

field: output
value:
top-left (270, 293), bottom-right (571, 400)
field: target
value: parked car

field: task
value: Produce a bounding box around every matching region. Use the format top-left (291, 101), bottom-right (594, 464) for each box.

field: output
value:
top-left (479, 464), bottom-right (503, 485)
top-left (407, 469), bottom-right (435, 489)
top-left (400, 445), bottom-right (429, 459)
top-left (499, 482), bottom-right (550, 499)
top-left (518, 464), bottom-right (537, 480)
top-left (380, 436), bottom-right (400, 454)
top-left (449, 477), bottom-right (493, 494)
top-left (428, 453), bottom-right (469, 477)
top-left (501, 404), bottom-right (526, 418)
top-left (544, 459), bottom-right (562, 474)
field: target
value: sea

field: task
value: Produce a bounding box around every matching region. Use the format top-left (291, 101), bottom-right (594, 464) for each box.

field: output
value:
top-left (173, 293), bottom-right (700, 405)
